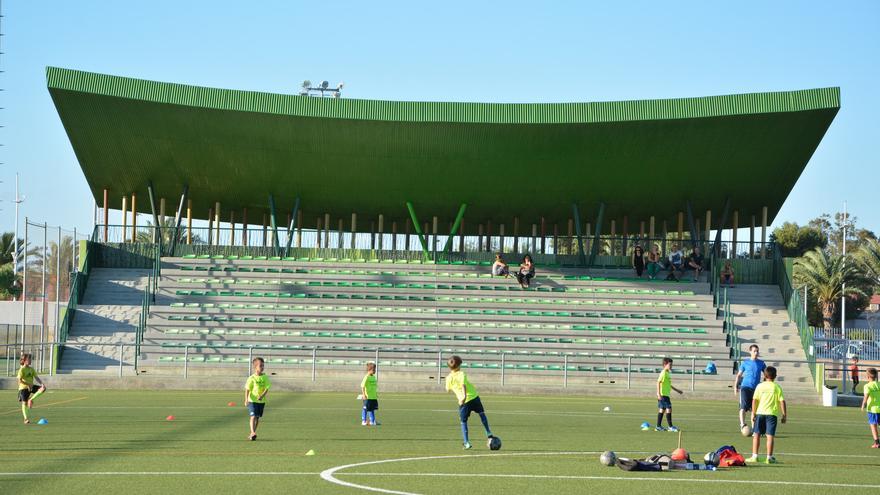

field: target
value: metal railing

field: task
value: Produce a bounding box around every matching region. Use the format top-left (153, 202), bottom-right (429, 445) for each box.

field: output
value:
top-left (134, 247), bottom-right (159, 370)
top-left (776, 249), bottom-right (817, 381)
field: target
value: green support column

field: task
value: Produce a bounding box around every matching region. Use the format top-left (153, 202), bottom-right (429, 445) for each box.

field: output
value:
top-left (405, 202), bottom-right (431, 259)
top-left (587, 202), bottom-right (606, 268)
top-left (572, 203), bottom-right (586, 267)
top-left (284, 197), bottom-right (301, 258)
top-left (440, 203), bottom-right (468, 259)
top-left (268, 194), bottom-right (281, 256)
top-left (147, 181), bottom-right (161, 247)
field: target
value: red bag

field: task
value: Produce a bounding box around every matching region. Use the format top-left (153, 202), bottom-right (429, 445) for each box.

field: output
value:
top-left (717, 448), bottom-right (746, 467)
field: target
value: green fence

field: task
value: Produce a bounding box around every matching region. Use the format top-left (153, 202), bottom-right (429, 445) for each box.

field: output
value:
top-left (775, 250), bottom-right (816, 380)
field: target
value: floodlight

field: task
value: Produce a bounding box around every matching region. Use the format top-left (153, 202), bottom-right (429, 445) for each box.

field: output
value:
top-left (321, 80), bottom-right (330, 89)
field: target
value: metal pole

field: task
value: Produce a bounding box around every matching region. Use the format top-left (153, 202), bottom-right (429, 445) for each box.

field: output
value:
top-left (311, 347), bottom-right (317, 382)
top-left (691, 358), bottom-right (696, 391)
top-left (501, 352), bottom-right (505, 386)
top-left (375, 348), bottom-right (380, 378)
top-left (183, 345), bottom-right (189, 379)
top-left (21, 219), bottom-right (28, 352)
top-left (804, 285), bottom-right (808, 317)
top-left (56, 227), bottom-right (61, 356)
top-left (563, 355), bottom-right (568, 388)
top-left (41, 223), bottom-right (47, 369)
top-left (118, 343), bottom-right (124, 378)
top-left (437, 351), bottom-right (442, 385)
top-left (627, 356), bottom-right (632, 389)
top-left (49, 342), bottom-right (55, 376)
top-left (248, 347), bottom-right (254, 377)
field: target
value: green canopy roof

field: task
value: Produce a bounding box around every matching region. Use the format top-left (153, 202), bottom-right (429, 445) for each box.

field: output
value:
top-left (48, 66), bottom-right (839, 232)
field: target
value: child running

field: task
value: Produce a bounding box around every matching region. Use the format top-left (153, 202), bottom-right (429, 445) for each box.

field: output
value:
top-left (445, 355), bottom-right (495, 449)
top-left (244, 357), bottom-right (271, 441)
top-left (18, 353), bottom-right (46, 424)
top-left (850, 356), bottom-right (861, 395)
top-left (360, 362), bottom-right (379, 426)
top-left (860, 367), bottom-right (880, 448)
top-left (655, 357), bottom-right (683, 432)
top-left (749, 365), bottom-right (787, 463)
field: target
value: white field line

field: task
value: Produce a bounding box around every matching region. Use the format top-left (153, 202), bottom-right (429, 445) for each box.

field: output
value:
top-left (320, 451), bottom-right (880, 495)
top-left (0, 472), bottom-right (317, 476)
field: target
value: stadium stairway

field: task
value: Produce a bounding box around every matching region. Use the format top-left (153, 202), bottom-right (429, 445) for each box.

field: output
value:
top-left (129, 257), bottom-right (739, 392)
top-left (59, 268), bottom-right (151, 373)
top-left (727, 284), bottom-right (815, 395)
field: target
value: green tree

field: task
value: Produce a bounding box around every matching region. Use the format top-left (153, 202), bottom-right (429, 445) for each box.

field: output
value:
top-left (135, 218), bottom-right (203, 245)
top-left (793, 248), bottom-right (869, 332)
top-left (0, 262), bottom-right (21, 300)
top-left (770, 222), bottom-right (827, 257)
top-left (808, 212), bottom-right (876, 256)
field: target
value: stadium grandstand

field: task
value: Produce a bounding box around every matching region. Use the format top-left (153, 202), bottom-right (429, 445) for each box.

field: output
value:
top-left (43, 67), bottom-right (839, 398)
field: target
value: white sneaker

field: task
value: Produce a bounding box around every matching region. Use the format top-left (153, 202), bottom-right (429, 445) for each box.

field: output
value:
top-left (745, 454), bottom-right (759, 463)
top-left (361, 421), bottom-right (368, 426)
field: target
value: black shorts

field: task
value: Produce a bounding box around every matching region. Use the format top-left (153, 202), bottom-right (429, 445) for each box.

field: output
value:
top-left (18, 385), bottom-right (40, 403)
top-left (754, 414), bottom-right (778, 436)
top-left (459, 397), bottom-right (485, 422)
top-left (362, 399), bottom-right (379, 412)
top-left (739, 387), bottom-right (756, 411)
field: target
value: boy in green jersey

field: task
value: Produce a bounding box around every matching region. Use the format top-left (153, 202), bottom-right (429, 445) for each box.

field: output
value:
top-left (360, 362), bottom-right (379, 426)
top-left (245, 357), bottom-right (271, 441)
top-left (445, 355), bottom-right (495, 449)
top-left (749, 366), bottom-right (787, 463)
top-left (18, 353), bottom-right (46, 424)
top-left (860, 367), bottom-right (880, 448)
top-left (655, 357), bottom-right (683, 432)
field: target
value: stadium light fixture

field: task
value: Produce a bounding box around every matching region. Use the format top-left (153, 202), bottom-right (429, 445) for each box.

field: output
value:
top-left (299, 79), bottom-right (345, 98)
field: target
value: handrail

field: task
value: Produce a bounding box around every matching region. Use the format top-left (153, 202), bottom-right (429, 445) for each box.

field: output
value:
top-left (775, 248), bottom-right (816, 380)
top-left (134, 245), bottom-right (159, 371)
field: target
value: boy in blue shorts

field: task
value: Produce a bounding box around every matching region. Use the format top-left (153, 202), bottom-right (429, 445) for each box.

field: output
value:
top-left (734, 344), bottom-right (766, 430)
top-left (655, 357), bottom-right (683, 432)
top-left (445, 355), bottom-right (495, 449)
top-left (360, 362), bottom-right (379, 426)
top-left (245, 357), bottom-right (271, 441)
top-left (860, 367), bottom-right (880, 448)
top-left (749, 366), bottom-right (787, 463)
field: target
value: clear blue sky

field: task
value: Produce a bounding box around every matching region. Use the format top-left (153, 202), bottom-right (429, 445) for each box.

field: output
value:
top-left (2, 1), bottom-right (878, 235)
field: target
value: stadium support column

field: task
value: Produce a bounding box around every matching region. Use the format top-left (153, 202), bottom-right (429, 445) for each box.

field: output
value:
top-left (131, 194), bottom-right (137, 242)
top-left (686, 201), bottom-right (698, 250)
top-left (242, 208), bottom-right (248, 247)
top-left (405, 202), bottom-right (431, 260)
top-left (350, 213), bottom-right (357, 250)
top-left (649, 216), bottom-right (655, 242)
top-left (540, 217), bottom-right (546, 254)
top-left (609, 219), bottom-right (616, 256)
top-left (159, 197), bottom-right (166, 225)
top-left (297, 210), bottom-right (303, 248)
top-left (103, 189), bottom-right (109, 242)
top-left (230, 211), bottom-right (235, 246)
top-left (713, 198), bottom-right (730, 258)
top-left (284, 197), bottom-right (300, 258)
top-left (122, 196), bottom-right (128, 243)
top-left (750, 215), bottom-right (756, 258)
top-left (587, 202), bottom-right (606, 268)
top-left (405, 219), bottom-right (412, 251)
top-left (662, 221), bottom-right (668, 254)
top-left (731, 210), bottom-right (739, 258)
top-left (571, 204), bottom-right (586, 267)
top-left (513, 217), bottom-right (519, 253)
top-left (208, 208), bottom-right (213, 246)
top-left (432, 217), bottom-right (439, 255)
top-left (761, 206), bottom-right (768, 259)
top-left (324, 214), bottom-right (331, 248)
top-left (677, 212), bottom-right (684, 243)
top-left (499, 224), bottom-right (505, 253)
top-left (337, 219), bottom-right (343, 249)
top-left (170, 185), bottom-right (188, 257)
top-left (378, 214), bottom-right (384, 251)
top-left (704, 210), bottom-right (712, 255)
top-left (268, 195), bottom-right (281, 256)
top-left (486, 221), bottom-right (493, 252)
top-left (477, 224), bottom-right (484, 253)
top-left (441, 204), bottom-right (467, 260)
top-left (531, 223), bottom-right (537, 254)
top-left (392, 222), bottom-right (398, 252)
top-left (186, 199), bottom-right (192, 245)
top-left (553, 224), bottom-right (558, 255)
top-left (147, 182), bottom-right (161, 246)
top-left (585, 223), bottom-right (592, 256)
top-left (458, 218), bottom-right (465, 253)
top-left (567, 219), bottom-right (574, 255)
top-left (214, 202), bottom-right (221, 246)
top-left (622, 216), bottom-right (629, 255)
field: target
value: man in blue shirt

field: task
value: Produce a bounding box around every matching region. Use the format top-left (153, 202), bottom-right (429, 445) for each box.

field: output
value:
top-left (734, 344), bottom-right (767, 429)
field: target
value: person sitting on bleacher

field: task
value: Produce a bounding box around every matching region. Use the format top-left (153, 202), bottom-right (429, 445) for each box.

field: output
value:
top-left (492, 253), bottom-right (510, 278)
top-left (687, 247), bottom-right (704, 281)
top-left (668, 245), bottom-right (684, 278)
top-left (514, 254), bottom-right (535, 288)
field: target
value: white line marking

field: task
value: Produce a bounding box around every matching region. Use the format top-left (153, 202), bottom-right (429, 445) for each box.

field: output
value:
top-left (319, 451), bottom-right (880, 495)
top-left (338, 472), bottom-right (880, 489)
top-left (0, 472), bottom-right (317, 476)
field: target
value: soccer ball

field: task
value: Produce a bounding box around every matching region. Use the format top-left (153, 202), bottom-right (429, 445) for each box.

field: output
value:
top-left (600, 451), bottom-right (617, 466)
top-left (703, 451), bottom-right (719, 467)
top-left (487, 436), bottom-right (502, 450)
top-left (741, 424), bottom-right (752, 437)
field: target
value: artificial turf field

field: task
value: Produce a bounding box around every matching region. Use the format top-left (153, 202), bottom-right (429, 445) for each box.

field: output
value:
top-left (2, 390), bottom-right (878, 495)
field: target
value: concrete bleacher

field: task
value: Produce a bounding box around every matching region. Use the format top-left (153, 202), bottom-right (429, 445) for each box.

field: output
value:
top-left (134, 256), bottom-right (733, 389)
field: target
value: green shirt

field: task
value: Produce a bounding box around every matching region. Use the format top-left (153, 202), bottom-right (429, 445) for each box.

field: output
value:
top-left (445, 369), bottom-right (479, 404)
top-left (17, 366), bottom-right (36, 390)
top-left (865, 381), bottom-right (880, 414)
top-left (361, 373), bottom-right (378, 400)
top-left (245, 373), bottom-right (271, 404)
top-left (754, 381), bottom-right (785, 417)
top-left (657, 369), bottom-right (672, 396)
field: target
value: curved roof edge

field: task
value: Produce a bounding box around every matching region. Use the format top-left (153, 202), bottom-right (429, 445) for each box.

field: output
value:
top-left (47, 66), bottom-right (840, 125)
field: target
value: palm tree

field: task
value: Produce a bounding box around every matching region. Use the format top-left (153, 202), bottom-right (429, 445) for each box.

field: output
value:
top-left (30, 236), bottom-right (76, 300)
top-left (793, 248), bottom-right (869, 332)
top-left (856, 238), bottom-right (880, 285)
top-left (135, 218), bottom-right (202, 246)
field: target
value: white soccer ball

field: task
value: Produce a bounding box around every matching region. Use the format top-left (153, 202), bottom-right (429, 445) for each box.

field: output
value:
top-left (603, 406), bottom-right (611, 412)
top-left (600, 451), bottom-right (617, 466)
top-left (741, 424), bottom-right (752, 437)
